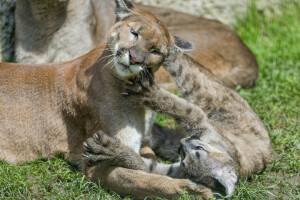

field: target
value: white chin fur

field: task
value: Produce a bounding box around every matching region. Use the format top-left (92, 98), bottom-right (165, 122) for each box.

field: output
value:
top-left (114, 62), bottom-right (143, 80)
top-left (112, 45), bottom-right (143, 79)
top-left (129, 65), bottom-right (143, 74)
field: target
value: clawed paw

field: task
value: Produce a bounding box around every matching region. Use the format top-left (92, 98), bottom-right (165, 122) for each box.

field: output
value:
top-left (82, 131), bottom-right (121, 167)
top-left (122, 70), bottom-right (157, 105)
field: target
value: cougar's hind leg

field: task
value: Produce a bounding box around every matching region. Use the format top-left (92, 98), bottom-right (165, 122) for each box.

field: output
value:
top-left (222, 64), bottom-right (258, 88)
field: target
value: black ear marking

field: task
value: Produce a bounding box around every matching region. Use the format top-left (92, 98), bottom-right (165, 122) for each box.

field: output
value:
top-left (174, 35), bottom-right (194, 53)
top-left (114, 0), bottom-right (134, 20)
top-left (190, 134), bottom-right (200, 140)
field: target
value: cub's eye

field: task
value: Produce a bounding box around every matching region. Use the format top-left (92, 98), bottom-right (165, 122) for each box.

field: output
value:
top-left (194, 146), bottom-right (204, 151)
top-left (129, 27), bottom-right (138, 38)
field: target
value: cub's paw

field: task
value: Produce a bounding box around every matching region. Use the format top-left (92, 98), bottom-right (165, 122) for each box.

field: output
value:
top-left (122, 70), bottom-right (158, 105)
top-left (82, 131), bottom-right (121, 167)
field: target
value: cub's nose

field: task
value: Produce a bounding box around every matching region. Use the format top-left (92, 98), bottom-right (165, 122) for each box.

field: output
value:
top-left (129, 53), bottom-right (142, 65)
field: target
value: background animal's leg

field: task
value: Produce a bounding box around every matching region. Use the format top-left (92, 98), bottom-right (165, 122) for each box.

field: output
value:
top-left (222, 65), bottom-right (258, 88)
top-left (82, 162), bottom-right (213, 200)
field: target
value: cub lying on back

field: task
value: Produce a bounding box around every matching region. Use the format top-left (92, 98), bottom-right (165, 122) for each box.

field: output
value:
top-left (83, 49), bottom-right (272, 196)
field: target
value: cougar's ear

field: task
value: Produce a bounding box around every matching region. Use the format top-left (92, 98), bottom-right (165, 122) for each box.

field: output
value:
top-left (114, 0), bottom-right (134, 20)
top-left (212, 165), bottom-right (237, 196)
top-left (173, 35), bottom-right (194, 54)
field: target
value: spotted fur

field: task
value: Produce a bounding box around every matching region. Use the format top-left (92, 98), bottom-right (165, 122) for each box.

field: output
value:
top-left (84, 47), bottom-right (271, 196)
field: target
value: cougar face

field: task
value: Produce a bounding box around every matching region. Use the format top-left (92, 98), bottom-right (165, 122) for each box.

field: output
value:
top-left (107, 8), bottom-right (172, 80)
top-left (106, 0), bottom-right (193, 80)
top-left (179, 135), bottom-right (237, 196)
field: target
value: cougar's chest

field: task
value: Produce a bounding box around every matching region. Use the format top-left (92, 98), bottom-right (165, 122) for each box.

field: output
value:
top-left (96, 89), bottom-right (151, 153)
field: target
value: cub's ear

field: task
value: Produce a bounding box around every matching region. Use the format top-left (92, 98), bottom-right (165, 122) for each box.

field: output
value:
top-left (114, 0), bottom-right (134, 20)
top-left (212, 165), bottom-right (237, 196)
top-left (174, 35), bottom-right (194, 53)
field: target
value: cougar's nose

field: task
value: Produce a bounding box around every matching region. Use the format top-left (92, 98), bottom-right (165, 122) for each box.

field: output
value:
top-left (129, 52), bottom-right (142, 65)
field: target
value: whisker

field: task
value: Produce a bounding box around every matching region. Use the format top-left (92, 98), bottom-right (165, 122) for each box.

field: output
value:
top-left (145, 68), bottom-right (154, 82)
top-left (110, 56), bottom-right (121, 70)
top-left (135, 74), bottom-right (140, 84)
top-left (98, 47), bottom-right (114, 51)
top-left (100, 57), bottom-right (116, 72)
top-left (99, 49), bottom-right (114, 53)
top-left (141, 69), bottom-right (144, 83)
top-left (97, 54), bottom-right (114, 62)
top-left (110, 59), bottom-right (119, 70)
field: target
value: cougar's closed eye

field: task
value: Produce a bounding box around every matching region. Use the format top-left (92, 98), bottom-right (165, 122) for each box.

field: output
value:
top-left (148, 46), bottom-right (159, 54)
top-left (129, 26), bottom-right (138, 38)
top-left (151, 50), bottom-right (161, 55)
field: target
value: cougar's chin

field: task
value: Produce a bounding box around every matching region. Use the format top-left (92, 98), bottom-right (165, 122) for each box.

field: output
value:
top-left (112, 51), bottom-right (143, 79)
top-left (129, 64), bottom-right (143, 74)
top-left (112, 61), bottom-right (143, 80)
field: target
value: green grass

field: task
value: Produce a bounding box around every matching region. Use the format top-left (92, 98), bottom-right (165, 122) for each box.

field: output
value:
top-left (230, 1), bottom-right (300, 199)
top-left (1, 1), bottom-right (299, 199)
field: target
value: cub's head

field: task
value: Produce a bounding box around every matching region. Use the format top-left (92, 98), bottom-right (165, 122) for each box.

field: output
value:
top-left (107, 0), bottom-right (194, 80)
top-left (178, 135), bottom-right (238, 196)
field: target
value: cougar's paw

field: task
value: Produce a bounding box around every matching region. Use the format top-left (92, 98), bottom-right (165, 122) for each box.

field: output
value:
top-left (82, 131), bottom-right (121, 167)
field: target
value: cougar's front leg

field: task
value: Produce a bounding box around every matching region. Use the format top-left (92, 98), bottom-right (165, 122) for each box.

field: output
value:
top-left (83, 131), bottom-right (180, 177)
top-left (82, 131), bottom-right (148, 171)
top-left (83, 163), bottom-right (213, 199)
top-left (82, 131), bottom-right (213, 199)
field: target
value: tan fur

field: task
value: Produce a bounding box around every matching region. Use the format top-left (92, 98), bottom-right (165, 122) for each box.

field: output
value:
top-left (124, 52), bottom-right (272, 178)
top-left (120, 52), bottom-right (272, 179)
top-left (162, 53), bottom-right (272, 177)
top-left (82, 131), bottom-right (213, 199)
top-left (14, 0), bottom-right (258, 88)
top-left (83, 52), bottom-right (271, 195)
top-left (0, 2), bottom-right (214, 199)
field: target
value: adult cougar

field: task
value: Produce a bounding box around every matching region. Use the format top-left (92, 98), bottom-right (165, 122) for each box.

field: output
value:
top-left (83, 36), bottom-right (272, 196)
top-left (0, 0), bottom-right (213, 199)
top-left (13, 0), bottom-right (258, 88)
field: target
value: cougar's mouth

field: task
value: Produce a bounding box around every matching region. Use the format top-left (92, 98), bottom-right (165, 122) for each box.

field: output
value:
top-left (113, 49), bottom-right (143, 78)
top-left (116, 62), bottom-right (143, 74)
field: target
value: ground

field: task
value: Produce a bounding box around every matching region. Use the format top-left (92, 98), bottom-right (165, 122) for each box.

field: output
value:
top-left (0, 1), bottom-right (299, 199)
